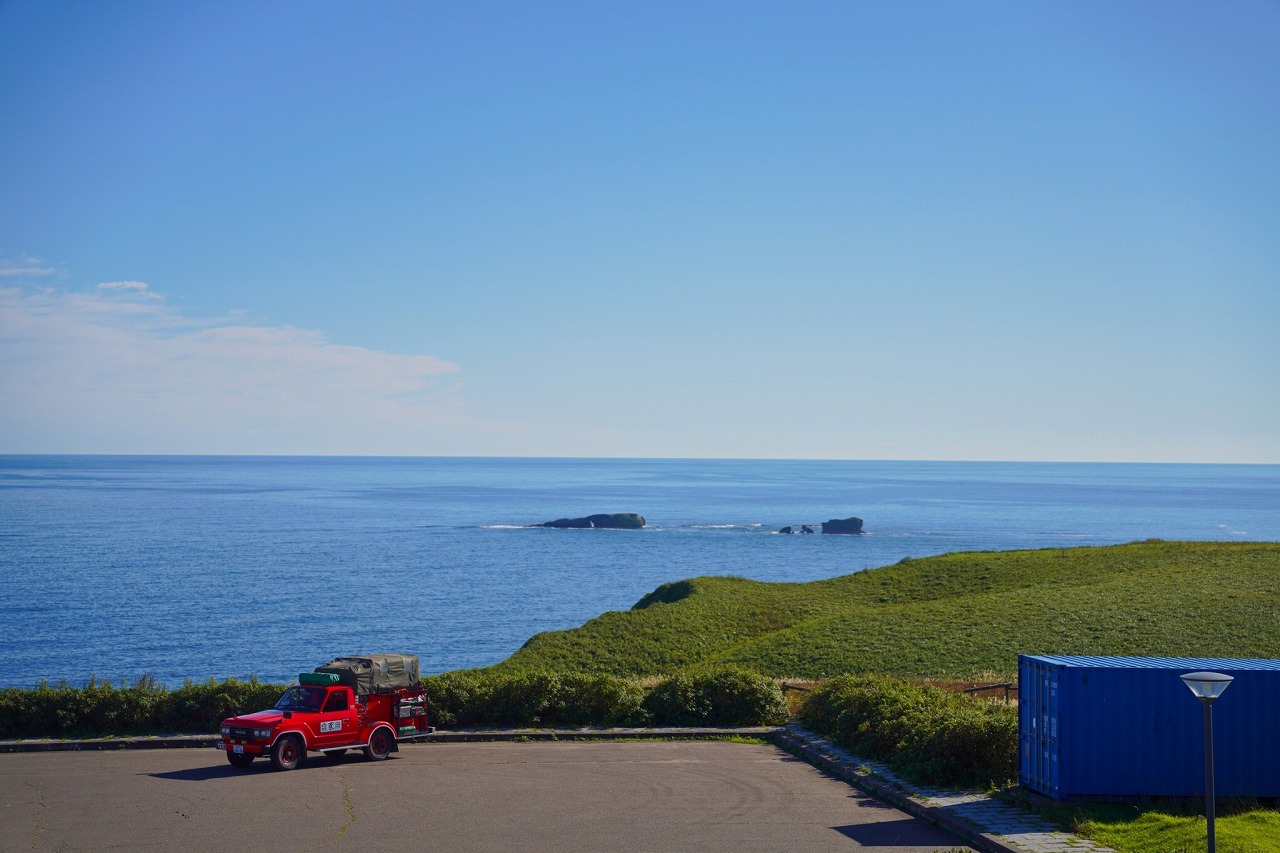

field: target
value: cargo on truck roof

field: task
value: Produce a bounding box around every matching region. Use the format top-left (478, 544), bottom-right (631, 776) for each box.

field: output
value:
top-left (314, 653), bottom-right (420, 696)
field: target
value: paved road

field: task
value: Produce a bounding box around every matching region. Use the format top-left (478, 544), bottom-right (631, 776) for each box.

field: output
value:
top-left (1, 740), bottom-right (973, 852)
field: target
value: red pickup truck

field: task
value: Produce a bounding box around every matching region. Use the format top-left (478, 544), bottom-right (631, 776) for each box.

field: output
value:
top-left (217, 654), bottom-right (433, 771)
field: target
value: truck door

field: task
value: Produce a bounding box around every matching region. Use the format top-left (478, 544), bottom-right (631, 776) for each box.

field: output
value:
top-left (315, 688), bottom-right (356, 748)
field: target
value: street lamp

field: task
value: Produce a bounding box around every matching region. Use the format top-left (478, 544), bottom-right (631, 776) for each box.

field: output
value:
top-left (1181, 671), bottom-right (1234, 853)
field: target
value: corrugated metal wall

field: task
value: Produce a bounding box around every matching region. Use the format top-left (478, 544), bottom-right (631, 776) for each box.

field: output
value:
top-left (1019, 655), bottom-right (1280, 801)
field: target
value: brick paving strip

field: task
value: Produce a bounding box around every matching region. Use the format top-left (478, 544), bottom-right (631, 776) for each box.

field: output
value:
top-left (774, 725), bottom-right (1116, 853)
top-left (2, 724), bottom-right (1113, 853)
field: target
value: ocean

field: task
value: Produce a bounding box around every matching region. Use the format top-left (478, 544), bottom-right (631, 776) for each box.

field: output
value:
top-left (1, 456), bottom-right (1276, 688)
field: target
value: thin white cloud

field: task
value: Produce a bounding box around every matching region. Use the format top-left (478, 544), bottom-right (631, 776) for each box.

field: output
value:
top-left (0, 254), bottom-right (56, 278)
top-left (96, 280), bottom-right (162, 299)
top-left (0, 284), bottom-right (472, 454)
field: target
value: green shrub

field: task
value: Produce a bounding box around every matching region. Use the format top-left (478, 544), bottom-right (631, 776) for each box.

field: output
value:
top-left (0, 682), bottom-right (65, 738)
top-left (553, 672), bottom-right (646, 726)
top-left (898, 701), bottom-right (1017, 787)
top-left (800, 674), bottom-right (1016, 789)
top-left (641, 674), bottom-right (708, 726)
top-left (156, 677), bottom-right (283, 733)
top-left (61, 676), bottom-right (163, 734)
top-left (422, 671), bottom-right (646, 728)
top-left (422, 670), bottom-right (490, 728)
top-left (485, 672), bottom-right (557, 725)
top-left (644, 668), bottom-right (788, 726)
top-left (27, 676), bottom-right (166, 737)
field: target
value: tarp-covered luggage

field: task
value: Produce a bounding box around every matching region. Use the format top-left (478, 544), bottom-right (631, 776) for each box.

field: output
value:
top-left (314, 654), bottom-right (420, 696)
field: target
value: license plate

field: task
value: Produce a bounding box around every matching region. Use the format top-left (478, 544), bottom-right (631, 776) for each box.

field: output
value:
top-left (233, 744), bottom-right (244, 754)
top-left (215, 741), bottom-right (226, 750)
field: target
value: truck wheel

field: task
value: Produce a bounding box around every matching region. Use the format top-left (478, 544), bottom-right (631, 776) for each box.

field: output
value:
top-left (226, 752), bottom-right (254, 768)
top-left (271, 736), bottom-right (303, 771)
top-left (364, 728), bottom-right (393, 761)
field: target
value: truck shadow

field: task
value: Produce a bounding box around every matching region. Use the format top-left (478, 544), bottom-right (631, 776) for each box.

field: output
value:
top-left (147, 765), bottom-right (249, 781)
top-left (147, 754), bottom-right (379, 781)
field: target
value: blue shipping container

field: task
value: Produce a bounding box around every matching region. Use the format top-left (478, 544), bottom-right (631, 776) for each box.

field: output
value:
top-left (1019, 655), bottom-right (1280, 801)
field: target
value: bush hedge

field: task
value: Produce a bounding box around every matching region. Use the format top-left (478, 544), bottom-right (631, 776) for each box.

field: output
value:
top-left (0, 676), bottom-right (285, 739)
top-left (423, 668), bottom-right (787, 728)
top-left (799, 674), bottom-right (1017, 789)
top-left (0, 667), bottom-right (788, 738)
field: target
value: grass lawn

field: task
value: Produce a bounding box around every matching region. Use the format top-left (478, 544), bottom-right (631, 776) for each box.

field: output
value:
top-left (1032, 799), bottom-right (1280, 853)
top-left (494, 540), bottom-right (1280, 680)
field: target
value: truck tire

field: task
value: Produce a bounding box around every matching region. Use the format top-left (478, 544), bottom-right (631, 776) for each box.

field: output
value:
top-left (364, 728), bottom-right (393, 761)
top-left (271, 735), bottom-right (304, 771)
top-left (226, 752), bottom-right (254, 768)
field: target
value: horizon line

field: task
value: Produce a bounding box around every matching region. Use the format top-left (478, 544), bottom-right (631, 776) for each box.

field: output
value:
top-left (1, 452), bottom-right (1276, 466)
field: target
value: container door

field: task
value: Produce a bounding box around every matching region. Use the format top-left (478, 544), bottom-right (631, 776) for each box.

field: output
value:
top-left (1046, 668), bottom-right (1060, 796)
top-left (1018, 657), bottom-right (1038, 789)
top-left (1018, 656), bottom-right (1061, 799)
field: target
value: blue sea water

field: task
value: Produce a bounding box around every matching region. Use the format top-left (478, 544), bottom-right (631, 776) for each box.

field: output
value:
top-left (1, 456), bottom-right (1277, 688)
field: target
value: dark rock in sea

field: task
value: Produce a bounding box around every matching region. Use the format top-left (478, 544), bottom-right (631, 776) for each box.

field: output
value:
top-left (801, 525), bottom-right (815, 534)
top-left (540, 513), bottom-right (646, 530)
top-left (779, 526), bottom-right (794, 534)
top-left (821, 517), bottom-right (864, 535)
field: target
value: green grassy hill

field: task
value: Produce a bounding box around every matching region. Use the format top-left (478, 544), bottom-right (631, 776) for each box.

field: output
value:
top-left (493, 541), bottom-right (1280, 680)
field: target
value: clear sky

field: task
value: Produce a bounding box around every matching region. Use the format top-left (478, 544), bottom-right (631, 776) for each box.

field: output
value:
top-left (2, 1), bottom-right (1277, 462)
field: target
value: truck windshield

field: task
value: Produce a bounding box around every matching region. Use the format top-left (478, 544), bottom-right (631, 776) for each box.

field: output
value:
top-left (274, 686), bottom-right (325, 712)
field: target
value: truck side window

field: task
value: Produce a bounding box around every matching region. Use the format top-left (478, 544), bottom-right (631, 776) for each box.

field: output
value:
top-left (323, 692), bottom-right (349, 713)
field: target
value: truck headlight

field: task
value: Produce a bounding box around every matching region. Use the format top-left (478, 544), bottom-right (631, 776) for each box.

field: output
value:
top-left (220, 726), bottom-right (231, 735)
top-left (253, 728), bottom-right (273, 739)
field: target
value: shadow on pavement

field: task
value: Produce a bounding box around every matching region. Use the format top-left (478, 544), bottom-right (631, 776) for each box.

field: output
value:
top-left (147, 752), bottom-right (378, 781)
top-left (146, 764), bottom-right (245, 782)
top-left (833, 815), bottom-right (967, 848)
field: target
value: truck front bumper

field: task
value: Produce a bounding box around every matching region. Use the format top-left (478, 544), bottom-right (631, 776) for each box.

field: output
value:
top-left (216, 739), bottom-right (271, 756)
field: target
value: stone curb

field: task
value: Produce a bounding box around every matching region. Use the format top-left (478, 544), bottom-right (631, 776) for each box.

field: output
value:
top-left (771, 728), bottom-right (1023, 853)
top-left (0, 735), bottom-right (219, 752)
top-left (423, 726), bottom-right (779, 742)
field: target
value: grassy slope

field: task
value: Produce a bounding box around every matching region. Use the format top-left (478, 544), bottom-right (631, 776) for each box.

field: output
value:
top-left (494, 541), bottom-right (1280, 680)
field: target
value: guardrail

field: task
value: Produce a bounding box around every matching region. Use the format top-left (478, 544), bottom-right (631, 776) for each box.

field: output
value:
top-left (961, 682), bottom-right (1015, 704)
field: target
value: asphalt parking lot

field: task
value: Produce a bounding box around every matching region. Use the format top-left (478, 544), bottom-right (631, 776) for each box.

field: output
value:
top-left (1, 740), bottom-right (973, 852)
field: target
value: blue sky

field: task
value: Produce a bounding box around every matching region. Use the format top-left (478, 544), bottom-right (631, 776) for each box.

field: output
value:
top-left (2, 1), bottom-right (1277, 461)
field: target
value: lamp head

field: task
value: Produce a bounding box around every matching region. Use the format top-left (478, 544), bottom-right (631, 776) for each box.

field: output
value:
top-left (1181, 671), bottom-right (1234, 703)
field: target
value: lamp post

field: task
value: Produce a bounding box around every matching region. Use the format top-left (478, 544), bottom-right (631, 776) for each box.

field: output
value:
top-left (1180, 671), bottom-right (1234, 853)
